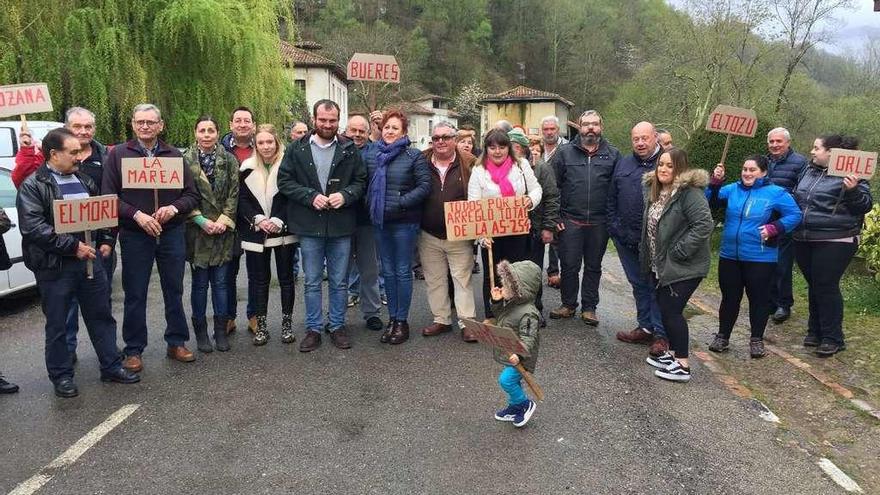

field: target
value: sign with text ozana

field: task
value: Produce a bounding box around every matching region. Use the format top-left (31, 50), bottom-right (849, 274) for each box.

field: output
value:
top-left (53, 195), bottom-right (119, 234)
top-left (444, 196), bottom-right (531, 241)
top-left (460, 319), bottom-right (531, 357)
top-left (121, 157), bottom-right (184, 189)
top-left (347, 53), bottom-right (400, 83)
top-left (705, 105), bottom-right (758, 138)
top-left (0, 83), bottom-right (53, 118)
top-left (827, 148), bottom-right (878, 180)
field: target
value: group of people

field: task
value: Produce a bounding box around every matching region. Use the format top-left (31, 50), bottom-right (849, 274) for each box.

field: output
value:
top-left (0, 99), bottom-right (871, 415)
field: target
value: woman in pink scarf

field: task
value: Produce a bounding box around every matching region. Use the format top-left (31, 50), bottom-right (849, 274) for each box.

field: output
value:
top-left (468, 129), bottom-right (542, 319)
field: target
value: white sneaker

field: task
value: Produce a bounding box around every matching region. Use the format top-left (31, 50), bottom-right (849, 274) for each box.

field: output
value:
top-left (654, 361), bottom-right (691, 382)
top-left (646, 352), bottom-right (675, 369)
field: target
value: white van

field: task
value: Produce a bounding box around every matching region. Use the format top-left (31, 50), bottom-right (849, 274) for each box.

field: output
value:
top-left (0, 120), bottom-right (64, 296)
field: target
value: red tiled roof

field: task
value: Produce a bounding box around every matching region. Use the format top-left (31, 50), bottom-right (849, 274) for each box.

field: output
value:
top-left (279, 40), bottom-right (347, 81)
top-left (482, 85), bottom-right (574, 107)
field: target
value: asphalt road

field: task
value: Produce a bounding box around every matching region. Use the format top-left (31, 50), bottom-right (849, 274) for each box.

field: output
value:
top-left (0, 255), bottom-right (842, 494)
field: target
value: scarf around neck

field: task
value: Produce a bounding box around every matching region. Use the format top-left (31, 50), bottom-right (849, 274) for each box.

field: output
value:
top-left (485, 155), bottom-right (515, 197)
top-left (369, 136), bottom-right (411, 227)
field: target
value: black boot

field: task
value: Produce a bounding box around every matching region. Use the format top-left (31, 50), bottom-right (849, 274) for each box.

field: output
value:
top-left (191, 317), bottom-right (213, 353)
top-left (380, 319), bottom-right (397, 343)
top-left (213, 316), bottom-right (230, 352)
top-left (253, 315), bottom-right (269, 346)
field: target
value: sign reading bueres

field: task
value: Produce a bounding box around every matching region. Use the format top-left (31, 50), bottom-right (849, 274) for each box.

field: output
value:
top-left (0, 83), bottom-right (53, 118)
top-left (121, 157), bottom-right (184, 189)
top-left (347, 53), bottom-right (400, 83)
top-left (53, 195), bottom-right (118, 234)
top-left (705, 105), bottom-right (758, 138)
top-left (460, 318), bottom-right (531, 356)
top-left (827, 148), bottom-right (878, 180)
top-left (444, 196), bottom-right (531, 241)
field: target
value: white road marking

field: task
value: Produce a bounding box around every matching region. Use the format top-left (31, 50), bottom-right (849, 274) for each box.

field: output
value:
top-left (8, 404), bottom-right (140, 495)
top-left (817, 458), bottom-right (863, 493)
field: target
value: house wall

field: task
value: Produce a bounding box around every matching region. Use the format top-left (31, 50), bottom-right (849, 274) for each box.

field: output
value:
top-left (292, 67), bottom-right (349, 128)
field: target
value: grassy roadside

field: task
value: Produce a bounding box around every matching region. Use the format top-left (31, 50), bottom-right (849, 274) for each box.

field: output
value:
top-left (699, 230), bottom-right (880, 394)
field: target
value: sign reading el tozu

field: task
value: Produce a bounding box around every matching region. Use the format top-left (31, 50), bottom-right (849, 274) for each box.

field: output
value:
top-left (460, 318), bottom-right (531, 356)
top-left (0, 83), bottom-right (53, 118)
top-left (827, 148), bottom-right (878, 180)
top-left (705, 105), bottom-right (758, 138)
top-left (53, 195), bottom-right (119, 234)
top-left (444, 196), bottom-right (531, 241)
top-left (121, 157), bottom-right (184, 189)
top-left (347, 53), bottom-right (400, 83)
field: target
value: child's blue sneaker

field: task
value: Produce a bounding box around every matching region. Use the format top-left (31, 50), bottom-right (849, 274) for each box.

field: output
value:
top-left (494, 404), bottom-right (519, 422)
top-left (513, 400), bottom-right (536, 428)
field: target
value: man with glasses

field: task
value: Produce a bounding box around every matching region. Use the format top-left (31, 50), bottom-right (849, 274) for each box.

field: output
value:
top-left (418, 122), bottom-right (479, 341)
top-left (102, 103), bottom-right (200, 372)
top-left (549, 110), bottom-right (620, 326)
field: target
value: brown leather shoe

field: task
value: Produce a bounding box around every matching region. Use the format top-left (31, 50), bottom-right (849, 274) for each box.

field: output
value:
top-left (328, 327), bottom-right (351, 349)
top-left (248, 316), bottom-right (257, 334)
top-left (380, 320), bottom-right (396, 343)
top-left (389, 320), bottom-right (410, 345)
top-left (123, 354), bottom-right (143, 372)
top-left (166, 346), bottom-right (196, 363)
top-left (549, 305), bottom-right (575, 319)
top-left (462, 327), bottom-right (479, 343)
top-left (421, 322), bottom-right (452, 337)
top-left (299, 330), bottom-right (322, 352)
top-left (616, 327), bottom-right (653, 344)
top-left (580, 310), bottom-right (599, 326)
top-left (226, 319), bottom-right (237, 335)
top-left (648, 337), bottom-right (670, 357)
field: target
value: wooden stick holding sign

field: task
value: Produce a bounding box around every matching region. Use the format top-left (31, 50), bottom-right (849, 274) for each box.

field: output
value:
top-left (121, 157), bottom-right (184, 236)
top-left (705, 105), bottom-right (758, 166)
top-left (53, 195), bottom-right (119, 279)
top-left (460, 318), bottom-right (544, 401)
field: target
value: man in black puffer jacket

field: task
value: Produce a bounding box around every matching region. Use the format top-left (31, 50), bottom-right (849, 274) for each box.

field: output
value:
top-left (765, 127), bottom-right (807, 323)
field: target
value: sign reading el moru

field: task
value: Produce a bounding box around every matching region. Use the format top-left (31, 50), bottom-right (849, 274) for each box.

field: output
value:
top-left (347, 53), bottom-right (400, 83)
top-left (705, 105), bottom-right (758, 138)
top-left (53, 195), bottom-right (119, 234)
top-left (121, 157), bottom-right (184, 189)
top-left (0, 83), bottom-right (53, 118)
top-left (444, 196), bottom-right (531, 241)
top-left (827, 148), bottom-right (878, 180)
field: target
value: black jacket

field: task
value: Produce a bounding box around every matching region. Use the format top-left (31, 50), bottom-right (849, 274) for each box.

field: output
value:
top-left (78, 140), bottom-right (109, 188)
top-left (363, 142), bottom-right (432, 225)
top-left (792, 163), bottom-right (873, 241)
top-left (277, 134), bottom-right (366, 238)
top-left (766, 148), bottom-right (807, 193)
top-left (530, 158), bottom-right (560, 234)
top-left (17, 165), bottom-right (114, 280)
top-left (237, 156), bottom-right (297, 252)
top-left (551, 136), bottom-right (620, 224)
top-left (607, 146), bottom-right (662, 248)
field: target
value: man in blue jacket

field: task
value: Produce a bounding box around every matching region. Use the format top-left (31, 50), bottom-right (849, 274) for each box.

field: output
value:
top-left (765, 127), bottom-right (807, 323)
top-left (608, 122), bottom-right (668, 356)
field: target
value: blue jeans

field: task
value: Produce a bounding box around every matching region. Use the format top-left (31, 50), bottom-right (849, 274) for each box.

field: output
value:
top-left (119, 224), bottom-right (190, 355)
top-left (613, 238), bottom-right (665, 337)
top-left (39, 259), bottom-right (121, 382)
top-left (348, 224), bottom-right (384, 319)
top-left (64, 250), bottom-right (116, 352)
top-left (190, 262), bottom-right (230, 320)
top-left (300, 235), bottom-right (351, 332)
top-left (498, 366), bottom-right (527, 406)
top-left (375, 222), bottom-right (419, 321)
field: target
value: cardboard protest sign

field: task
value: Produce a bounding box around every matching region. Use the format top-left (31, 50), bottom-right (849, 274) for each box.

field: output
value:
top-left (827, 149), bottom-right (878, 180)
top-left (460, 318), bottom-right (531, 356)
top-left (705, 105), bottom-right (758, 138)
top-left (347, 53), bottom-right (400, 83)
top-left (121, 157), bottom-right (184, 189)
top-left (0, 83), bottom-right (53, 118)
top-left (444, 196), bottom-right (531, 241)
top-left (53, 195), bottom-right (119, 234)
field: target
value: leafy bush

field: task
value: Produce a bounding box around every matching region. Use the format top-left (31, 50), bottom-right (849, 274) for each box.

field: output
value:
top-left (685, 120), bottom-right (775, 181)
top-left (857, 204), bottom-right (880, 281)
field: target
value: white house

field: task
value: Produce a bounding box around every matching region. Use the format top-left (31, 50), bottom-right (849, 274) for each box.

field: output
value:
top-left (405, 95), bottom-right (460, 150)
top-left (280, 41), bottom-right (349, 128)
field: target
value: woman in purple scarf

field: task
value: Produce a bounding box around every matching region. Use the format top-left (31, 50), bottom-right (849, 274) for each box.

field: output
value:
top-left (363, 110), bottom-right (432, 344)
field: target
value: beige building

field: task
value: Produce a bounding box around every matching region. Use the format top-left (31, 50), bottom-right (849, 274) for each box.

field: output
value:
top-left (480, 85), bottom-right (573, 137)
top-left (280, 41), bottom-right (349, 127)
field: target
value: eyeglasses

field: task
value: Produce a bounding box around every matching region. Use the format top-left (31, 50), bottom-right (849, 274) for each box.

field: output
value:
top-left (133, 120), bottom-right (160, 128)
top-left (431, 135), bottom-right (455, 142)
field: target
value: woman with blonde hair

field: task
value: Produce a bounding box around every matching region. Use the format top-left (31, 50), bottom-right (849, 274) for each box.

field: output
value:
top-left (238, 124), bottom-right (298, 346)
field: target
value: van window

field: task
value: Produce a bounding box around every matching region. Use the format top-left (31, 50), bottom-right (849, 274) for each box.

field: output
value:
top-left (0, 128), bottom-right (14, 158)
top-left (0, 170), bottom-right (16, 208)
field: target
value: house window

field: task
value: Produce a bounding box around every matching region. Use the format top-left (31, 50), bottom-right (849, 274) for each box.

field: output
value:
top-left (432, 99), bottom-right (440, 109)
top-left (294, 79), bottom-right (306, 94)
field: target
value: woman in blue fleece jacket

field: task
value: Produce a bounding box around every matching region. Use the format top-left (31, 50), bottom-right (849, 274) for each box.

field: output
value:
top-left (706, 154), bottom-right (801, 358)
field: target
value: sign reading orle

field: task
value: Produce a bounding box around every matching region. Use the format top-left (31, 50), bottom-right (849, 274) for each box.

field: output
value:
top-left (827, 148), bottom-right (878, 180)
top-left (53, 195), bottom-right (119, 234)
top-left (0, 83), bottom-right (53, 118)
top-left (347, 53), bottom-right (401, 83)
top-left (705, 104), bottom-right (758, 138)
top-left (444, 196), bottom-right (531, 241)
top-left (121, 157), bottom-right (184, 189)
